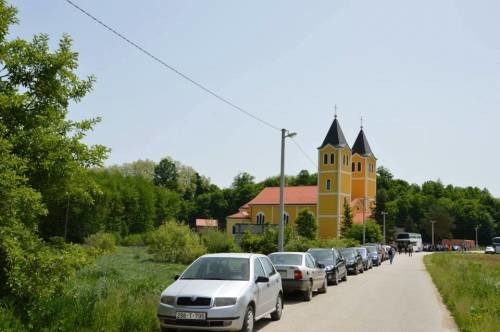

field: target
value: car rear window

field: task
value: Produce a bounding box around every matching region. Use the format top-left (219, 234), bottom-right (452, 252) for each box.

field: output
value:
top-left (269, 254), bottom-right (303, 266)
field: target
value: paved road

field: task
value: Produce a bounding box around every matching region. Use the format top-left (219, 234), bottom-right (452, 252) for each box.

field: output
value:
top-left (256, 252), bottom-right (457, 332)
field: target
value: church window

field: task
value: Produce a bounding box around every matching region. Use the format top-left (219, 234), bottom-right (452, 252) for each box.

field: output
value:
top-left (326, 179), bottom-right (331, 191)
top-left (256, 212), bottom-right (265, 225)
top-left (330, 153), bottom-right (334, 164)
top-left (357, 162), bottom-right (361, 172)
top-left (283, 212), bottom-right (290, 224)
top-left (324, 153), bottom-right (328, 164)
top-left (352, 162), bottom-right (355, 172)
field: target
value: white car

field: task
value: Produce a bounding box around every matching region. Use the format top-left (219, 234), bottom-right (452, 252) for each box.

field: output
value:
top-left (157, 253), bottom-right (283, 332)
top-left (485, 246), bottom-right (495, 254)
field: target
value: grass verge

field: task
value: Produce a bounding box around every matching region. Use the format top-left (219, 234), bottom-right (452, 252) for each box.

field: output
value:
top-left (424, 253), bottom-right (500, 332)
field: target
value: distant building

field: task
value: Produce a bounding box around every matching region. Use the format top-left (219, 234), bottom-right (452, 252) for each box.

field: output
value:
top-left (226, 115), bottom-right (377, 239)
top-left (195, 219), bottom-right (218, 231)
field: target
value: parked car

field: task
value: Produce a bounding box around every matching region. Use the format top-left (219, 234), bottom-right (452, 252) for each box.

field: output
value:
top-left (366, 243), bottom-right (387, 261)
top-left (268, 252), bottom-right (327, 301)
top-left (157, 253), bottom-right (283, 332)
top-left (307, 248), bottom-right (348, 285)
top-left (364, 245), bottom-right (381, 266)
top-left (355, 247), bottom-right (372, 271)
top-left (452, 245), bottom-right (461, 251)
top-left (485, 246), bottom-right (495, 254)
top-left (338, 248), bottom-right (364, 275)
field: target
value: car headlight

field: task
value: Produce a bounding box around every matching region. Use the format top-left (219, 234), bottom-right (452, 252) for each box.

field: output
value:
top-left (214, 297), bottom-right (237, 307)
top-left (325, 265), bottom-right (334, 271)
top-left (160, 296), bottom-right (176, 305)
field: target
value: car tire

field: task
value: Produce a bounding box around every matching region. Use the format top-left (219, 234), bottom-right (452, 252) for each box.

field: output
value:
top-left (303, 281), bottom-right (313, 301)
top-left (161, 327), bottom-right (177, 332)
top-left (270, 294), bottom-right (283, 321)
top-left (360, 264), bottom-right (364, 273)
top-left (331, 270), bottom-right (339, 285)
top-left (353, 266), bottom-right (359, 275)
top-left (318, 277), bottom-right (327, 294)
top-left (342, 271), bottom-right (347, 282)
top-left (240, 305), bottom-right (255, 332)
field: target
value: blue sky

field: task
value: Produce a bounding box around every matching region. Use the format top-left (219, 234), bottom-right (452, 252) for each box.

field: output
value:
top-left (9, 0), bottom-right (500, 196)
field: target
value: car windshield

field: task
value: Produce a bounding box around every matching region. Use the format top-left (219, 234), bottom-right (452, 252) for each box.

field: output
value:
top-left (269, 253), bottom-right (303, 266)
top-left (181, 257), bottom-right (250, 281)
top-left (339, 249), bottom-right (355, 258)
top-left (365, 246), bottom-right (377, 253)
top-left (356, 248), bottom-right (367, 258)
top-left (308, 250), bottom-right (334, 263)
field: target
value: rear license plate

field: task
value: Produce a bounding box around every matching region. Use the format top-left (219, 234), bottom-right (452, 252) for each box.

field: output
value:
top-left (176, 312), bottom-right (206, 320)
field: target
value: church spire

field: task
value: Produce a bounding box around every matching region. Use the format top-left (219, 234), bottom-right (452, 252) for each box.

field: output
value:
top-left (319, 108), bottom-right (349, 149)
top-left (352, 126), bottom-right (374, 157)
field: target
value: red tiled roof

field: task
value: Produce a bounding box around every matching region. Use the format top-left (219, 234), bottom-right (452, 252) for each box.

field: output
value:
top-left (227, 210), bottom-right (250, 219)
top-left (246, 186), bottom-right (317, 205)
top-left (195, 219), bottom-right (218, 227)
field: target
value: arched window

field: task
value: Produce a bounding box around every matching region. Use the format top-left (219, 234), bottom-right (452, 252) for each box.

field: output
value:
top-left (330, 153), bottom-right (334, 164)
top-left (352, 162), bottom-right (355, 172)
top-left (357, 162), bottom-right (361, 172)
top-left (256, 212), bottom-right (265, 225)
top-left (326, 179), bottom-right (331, 191)
top-left (323, 153), bottom-right (328, 164)
top-left (283, 212), bottom-right (290, 224)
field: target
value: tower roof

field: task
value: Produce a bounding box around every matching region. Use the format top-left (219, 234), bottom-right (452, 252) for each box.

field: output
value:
top-left (352, 129), bottom-right (374, 157)
top-left (319, 117), bottom-right (350, 149)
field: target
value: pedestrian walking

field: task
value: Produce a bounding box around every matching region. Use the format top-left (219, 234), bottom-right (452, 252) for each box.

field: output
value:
top-left (389, 246), bottom-right (395, 264)
top-left (408, 245), bottom-right (413, 257)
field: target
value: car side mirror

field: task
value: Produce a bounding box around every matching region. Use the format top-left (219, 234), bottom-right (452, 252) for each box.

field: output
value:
top-left (255, 276), bottom-right (269, 283)
top-left (174, 275), bottom-right (180, 280)
top-left (317, 263), bottom-right (325, 269)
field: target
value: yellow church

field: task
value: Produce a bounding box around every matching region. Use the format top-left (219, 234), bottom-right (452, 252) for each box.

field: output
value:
top-left (226, 115), bottom-right (376, 239)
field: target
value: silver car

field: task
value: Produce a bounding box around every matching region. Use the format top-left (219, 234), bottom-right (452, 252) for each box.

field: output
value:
top-left (157, 253), bottom-right (283, 332)
top-left (268, 252), bottom-right (327, 301)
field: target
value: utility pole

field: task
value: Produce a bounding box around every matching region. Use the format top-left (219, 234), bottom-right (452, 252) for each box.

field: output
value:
top-left (381, 211), bottom-right (388, 245)
top-left (362, 197), bottom-right (367, 244)
top-left (474, 225), bottom-right (479, 249)
top-left (278, 129), bottom-right (297, 252)
top-left (430, 220), bottom-right (436, 249)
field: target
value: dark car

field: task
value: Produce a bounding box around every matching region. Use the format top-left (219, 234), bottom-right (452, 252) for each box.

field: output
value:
top-left (355, 247), bottom-right (372, 271)
top-left (339, 248), bottom-right (364, 275)
top-left (307, 248), bottom-right (348, 285)
top-left (364, 245), bottom-right (381, 266)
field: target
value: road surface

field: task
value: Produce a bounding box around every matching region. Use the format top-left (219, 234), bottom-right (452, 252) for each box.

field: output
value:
top-left (256, 252), bottom-right (457, 332)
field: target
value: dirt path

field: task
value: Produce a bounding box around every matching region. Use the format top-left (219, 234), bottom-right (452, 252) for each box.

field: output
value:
top-left (256, 252), bottom-right (457, 332)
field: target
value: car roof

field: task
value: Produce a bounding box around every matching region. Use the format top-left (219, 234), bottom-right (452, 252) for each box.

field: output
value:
top-left (269, 252), bottom-right (306, 255)
top-left (201, 253), bottom-right (265, 259)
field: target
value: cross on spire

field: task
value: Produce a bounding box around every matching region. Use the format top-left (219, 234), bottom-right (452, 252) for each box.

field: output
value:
top-left (360, 116), bottom-right (363, 129)
top-left (334, 104), bottom-right (338, 119)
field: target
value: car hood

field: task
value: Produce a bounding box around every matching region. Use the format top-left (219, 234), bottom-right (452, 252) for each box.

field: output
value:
top-left (162, 279), bottom-right (250, 298)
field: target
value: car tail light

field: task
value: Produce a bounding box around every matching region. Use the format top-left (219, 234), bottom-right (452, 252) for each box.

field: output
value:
top-left (294, 270), bottom-right (303, 280)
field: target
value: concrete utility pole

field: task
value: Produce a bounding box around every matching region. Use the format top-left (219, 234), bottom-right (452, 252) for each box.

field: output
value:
top-left (430, 220), bottom-right (436, 248)
top-left (474, 225), bottom-right (479, 249)
top-left (381, 211), bottom-right (388, 245)
top-left (278, 129), bottom-right (297, 252)
top-left (362, 197), bottom-right (367, 244)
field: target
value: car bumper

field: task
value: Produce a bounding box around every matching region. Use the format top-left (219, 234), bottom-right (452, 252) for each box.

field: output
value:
top-left (282, 279), bottom-right (310, 292)
top-left (157, 303), bottom-right (244, 331)
top-left (325, 270), bottom-right (336, 281)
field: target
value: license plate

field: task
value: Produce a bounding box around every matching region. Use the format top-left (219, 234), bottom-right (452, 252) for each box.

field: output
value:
top-left (176, 312), bottom-right (206, 320)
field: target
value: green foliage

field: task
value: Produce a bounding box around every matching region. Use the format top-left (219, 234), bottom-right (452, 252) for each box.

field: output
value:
top-left (154, 157), bottom-right (178, 190)
top-left (341, 198), bottom-right (354, 237)
top-left (295, 209), bottom-right (317, 240)
top-left (146, 221), bottom-right (206, 264)
top-left (199, 229), bottom-right (240, 253)
top-left (121, 233), bottom-right (146, 246)
top-left (424, 253), bottom-right (500, 332)
top-left (84, 232), bottom-right (117, 254)
top-left (345, 220), bottom-right (383, 243)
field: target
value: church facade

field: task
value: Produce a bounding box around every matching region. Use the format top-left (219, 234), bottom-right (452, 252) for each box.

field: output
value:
top-left (226, 115), bottom-right (376, 239)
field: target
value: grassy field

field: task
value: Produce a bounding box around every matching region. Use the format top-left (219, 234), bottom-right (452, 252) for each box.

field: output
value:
top-left (424, 253), bottom-right (500, 332)
top-left (43, 246), bottom-right (186, 331)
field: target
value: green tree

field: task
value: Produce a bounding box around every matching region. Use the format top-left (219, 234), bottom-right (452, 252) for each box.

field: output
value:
top-left (295, 209), bottom-right (317, 240)
top-left (421, 202), bottom-right (455, 242)
top-left (341, 198), bottom-right (353, 237)
top-left (345, 220), bottom-right (382, 243)
top-left (154, 157), bottom-right (178, 190)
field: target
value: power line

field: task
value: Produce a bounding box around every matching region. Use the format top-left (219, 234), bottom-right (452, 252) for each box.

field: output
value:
top-left (290, 137), bottom-right (317, 168)
top-left (63, 0), bottom-right (281, 132)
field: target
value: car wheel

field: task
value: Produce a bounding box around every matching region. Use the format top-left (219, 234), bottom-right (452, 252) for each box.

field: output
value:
top-left (318, 277), bottom-right (327, 294)
top-left (342, 271), bottom-right (347, 282)
top-left (303, 281), bottom-right (313, 301)
top-left (331, 270), bottom-right (339, 285)
top-left (353, 266), bottom-right (359, 275)
top-left (240, 305), bottom-right (255, 332)
top-left (161, 327), bottom-right (177, 332)
top-left (360, 264), bottom-right (364, 273)
top-left (270, 294), bottom-right (283, 321)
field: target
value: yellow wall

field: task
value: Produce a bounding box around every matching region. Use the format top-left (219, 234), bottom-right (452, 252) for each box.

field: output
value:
top-left (318, 216), bottom-right (338, 238)
top-left (250, 204), bottom-right (316, 225)
top-left (226, 218), bottom-right (250, 235)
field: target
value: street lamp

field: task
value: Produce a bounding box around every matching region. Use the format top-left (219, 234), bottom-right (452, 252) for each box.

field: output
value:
top-left (278, 129), bottom-right (297, 252)
top-left (430, 220), bottom-right (436, 249)
top-left (474, 225), bottom-right (479, 249)
top-left (362, 197), bottom-right (367, 244)
top-left (381, 211), bottom-right (388, 245)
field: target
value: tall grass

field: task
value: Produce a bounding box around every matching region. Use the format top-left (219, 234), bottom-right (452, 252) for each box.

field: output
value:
top-left (424, 253), bottom-right (500, 332)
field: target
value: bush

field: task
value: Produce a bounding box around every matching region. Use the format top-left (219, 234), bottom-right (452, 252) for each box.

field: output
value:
top-left (295, 209), bottom-right (317, 240)
top-left (200, 229), bottom-right (239, 253)
top-left (345, 220), bottom-right (382, 244)
top-left (121, 233), bottom-right (146, 246)
top-left (85, 232), bottom-right (117, 253)
top-left (146, 221), bottom-right (206, 264)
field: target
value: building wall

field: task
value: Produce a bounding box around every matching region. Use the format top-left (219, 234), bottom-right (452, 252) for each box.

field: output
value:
top-left (351, 154), bottom-right (377, 207)
top-left (250, 204), bottom-right (316, 225)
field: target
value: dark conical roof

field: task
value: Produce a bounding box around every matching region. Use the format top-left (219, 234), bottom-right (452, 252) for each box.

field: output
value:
top-left (319, 117), bottom-right (350, 149)
top-left (352, 129), bottom-right (374, 157)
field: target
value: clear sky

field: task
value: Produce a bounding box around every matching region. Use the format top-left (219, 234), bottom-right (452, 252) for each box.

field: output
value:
top-left (8, 0), bottom-right (500, 196)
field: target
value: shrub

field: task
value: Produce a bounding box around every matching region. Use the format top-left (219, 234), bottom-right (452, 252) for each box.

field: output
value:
top-left (121, 233), bottom-right (146, 246)
top-left (200, 229), bottom-right (239, 253)
top-left (146, 221), bottom-right (206, 264)
top-left (295, 209), bottom-right (317, 240)
top-left (85, 232), bottom-right (117, 253)
top-left (345, 220), bottom-right (382, 244)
